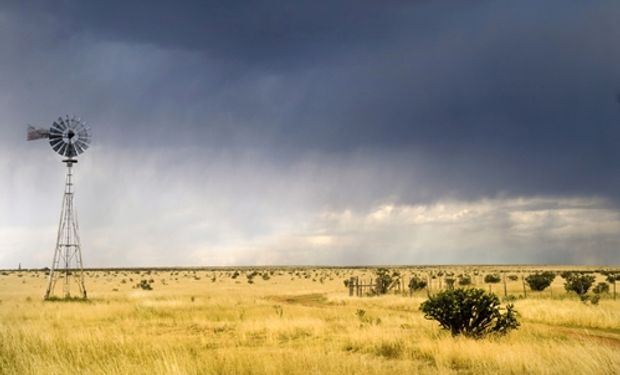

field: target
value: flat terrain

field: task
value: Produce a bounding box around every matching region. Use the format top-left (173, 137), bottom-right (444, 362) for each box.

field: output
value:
top-left (1, 266), bottom-right (619, 374)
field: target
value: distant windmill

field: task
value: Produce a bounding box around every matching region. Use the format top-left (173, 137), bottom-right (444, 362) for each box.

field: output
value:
top-left (27, 116), bottom-right (92, 299)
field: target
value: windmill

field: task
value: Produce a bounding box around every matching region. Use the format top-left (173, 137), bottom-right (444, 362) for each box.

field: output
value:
top-left (27, 116), bottom-right (91, 300)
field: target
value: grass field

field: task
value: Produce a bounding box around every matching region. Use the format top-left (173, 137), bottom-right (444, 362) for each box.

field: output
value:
top-left (1, 266), bottom-right (619, 374)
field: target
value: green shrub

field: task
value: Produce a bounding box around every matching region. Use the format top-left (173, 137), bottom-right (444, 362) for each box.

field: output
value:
top-left (420, 288), bottom-right (519, 338)
top-left (525, 272), bottom-right (556, 291)
top-left (458, 275), bottom-right (472, 286)
top-left (560, 271), bottom-right (575, 279)
top-left (563, 274), bottom-right (596, 296)
top-left (136, 279), bottom-right (152, 290)
top-left (246, 270), bottom-right (258, 283)
top-left (508, 275), bottom-right (519, 281)
top-left (408, 275), bottom-right (427, 291)
top-left (444, 277), bottom-right (456, 290)
top-left (605, 273), bottom-right (619, 284)
top-left (374, 268), bottom-right (395, 295)
top-left (592, 282), bottom-right (610, 294)
top-left (484, 274), bottom-right (501, 283)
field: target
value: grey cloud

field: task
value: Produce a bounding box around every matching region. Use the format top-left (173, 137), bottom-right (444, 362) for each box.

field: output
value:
top-left (1, 2), bottom-right (620, 266)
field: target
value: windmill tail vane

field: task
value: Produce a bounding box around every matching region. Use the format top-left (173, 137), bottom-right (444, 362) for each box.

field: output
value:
top-left (26, 125), bottom-right (50, 141)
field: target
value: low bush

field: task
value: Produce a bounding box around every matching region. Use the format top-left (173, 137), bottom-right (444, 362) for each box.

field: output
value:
top-left (458, 275), bottom-right (472, 286)
top-left (374, 268), bottom-right (396, 295)
top-left (605, 273), bottom-right (619, 284)
top-left (525, 271), bottom-right (556, 291)
top-left (444, 277), bottom-right (456, 290)
top-left (136, 279), bottom-right (152, 290)
top-left (408, 275), bottom-right (427, 291)
top-left (484, 274), bottom-right (501, 284)
top-left (563, 274), bottom-right (596, 296)
top-left (420, 288), bottom-right (519, 338)
top-left (592, 282), bottom-right (610, 294)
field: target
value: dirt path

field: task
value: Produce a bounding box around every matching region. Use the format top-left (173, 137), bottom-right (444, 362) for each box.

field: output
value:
top-left (527, 321), bottom-right (620, 349)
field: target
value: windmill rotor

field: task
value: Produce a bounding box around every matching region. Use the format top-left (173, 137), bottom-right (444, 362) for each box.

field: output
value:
top-left (49, 116), bottom-right (91, 158)
top-left (27, 115), bottom-right (91, 159)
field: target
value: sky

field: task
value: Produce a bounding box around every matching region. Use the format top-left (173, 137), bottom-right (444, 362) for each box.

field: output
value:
top-left (1, 1), bottom-right (620, 268)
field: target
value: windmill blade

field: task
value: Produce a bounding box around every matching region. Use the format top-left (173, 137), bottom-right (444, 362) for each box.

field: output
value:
top-left (66, 145), bottom-right (77, 157)
top-left (57, 142), bottom-right (68, 156)
top-left (51, 121), bottom-right (66, 133)
top-left (77, 133), bottom-right (91, 144)
top-left (51, 143), bottom-right (64, 154)
top-left (49, 127), bottom-right (63, 137)
top-left (50, 137), bottom-right (63, 148)
top-left (26, 126), bottom-right (50, 141)
top-left (74, 141), bottom-right (85, 155)
top-left (76, 140), bottom-right (89, 151)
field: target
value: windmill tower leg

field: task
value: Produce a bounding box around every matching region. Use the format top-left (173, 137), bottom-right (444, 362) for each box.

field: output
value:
top-left (44, 160), bottom-right (87, 300)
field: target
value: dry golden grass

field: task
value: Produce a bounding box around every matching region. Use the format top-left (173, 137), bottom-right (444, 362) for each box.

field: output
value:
top-left (0, 266), bottom-right (619, 374)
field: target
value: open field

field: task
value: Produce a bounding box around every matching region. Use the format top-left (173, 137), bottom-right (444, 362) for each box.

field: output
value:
top-left (1, 266), bottom-right (619, 374)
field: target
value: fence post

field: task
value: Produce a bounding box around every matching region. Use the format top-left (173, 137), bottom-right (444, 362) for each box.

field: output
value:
top-left (503, 273), bottom-right (507, 298)
top-left (521, 275), bottom-right (527, 298)
top-left (348, 277), bottom-right (354, 296)
top-left (427, 275), bottom-right (431, 295)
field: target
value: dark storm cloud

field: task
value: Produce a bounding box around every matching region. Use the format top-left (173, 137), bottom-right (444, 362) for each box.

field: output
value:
top-left (2, 1), bottom-right (619, 203)
top-left (2, 1), bottom-right (424, 64)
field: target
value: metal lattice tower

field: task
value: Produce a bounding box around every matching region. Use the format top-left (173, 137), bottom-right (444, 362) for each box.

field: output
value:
top-left (27, 116), bottom-right (91, 300)
top-left (45, 159), bottom-right (87, 299)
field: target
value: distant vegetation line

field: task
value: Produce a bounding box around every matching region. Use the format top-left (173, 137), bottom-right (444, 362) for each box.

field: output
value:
top-left (2, 264), bottom-right (619, 272)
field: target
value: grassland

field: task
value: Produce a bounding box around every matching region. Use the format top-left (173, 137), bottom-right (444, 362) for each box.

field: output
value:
top-left (0, 266), bottom-right (619, 374)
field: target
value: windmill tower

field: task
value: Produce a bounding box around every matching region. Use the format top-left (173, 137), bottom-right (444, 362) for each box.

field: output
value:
top-left (27, 116), bottom-right (92, 300)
